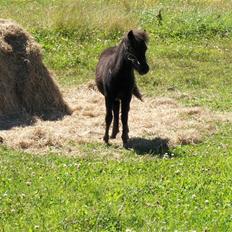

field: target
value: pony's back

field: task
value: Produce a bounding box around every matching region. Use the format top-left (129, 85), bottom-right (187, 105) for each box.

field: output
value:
top-left (96, 46), bottom-right (117, 96)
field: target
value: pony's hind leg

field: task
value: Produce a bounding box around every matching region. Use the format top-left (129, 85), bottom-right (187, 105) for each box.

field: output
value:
top-left (111, 100), bottom-right (120, 139)
top-left (103, 97), bottom-right (113, 144)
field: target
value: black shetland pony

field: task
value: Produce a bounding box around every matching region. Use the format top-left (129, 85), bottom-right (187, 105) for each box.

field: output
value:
top-left (96, 30), bottom-right (149, 147)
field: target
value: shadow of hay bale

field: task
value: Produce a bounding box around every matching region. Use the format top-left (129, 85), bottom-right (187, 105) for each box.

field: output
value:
top-left (0, 19), bottom-right (71, 129)
top-left (0, 114), bottom-right (36, 130)
top-left (127, 137), bottom-right (170, 156)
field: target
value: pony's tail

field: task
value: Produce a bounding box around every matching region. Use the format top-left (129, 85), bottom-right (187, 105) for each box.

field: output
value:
top-left (133, 84), bottom-right (143, 101)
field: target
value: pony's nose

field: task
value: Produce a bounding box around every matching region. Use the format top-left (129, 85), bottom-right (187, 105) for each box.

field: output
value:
top-left (140, 64), bottom-right (149, 75)
top-left (144, 64), bottom-right (149, 73)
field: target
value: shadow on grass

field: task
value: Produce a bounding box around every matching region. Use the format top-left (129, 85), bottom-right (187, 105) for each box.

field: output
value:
top-left (0, 112), bottom-right (68, 130)
top-left (127, 137), bottom-right (178, 157)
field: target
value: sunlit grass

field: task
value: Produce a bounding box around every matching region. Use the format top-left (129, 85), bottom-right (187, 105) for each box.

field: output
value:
top-left (1, 0), bottom-right (232, 231)
top-left (1, 124), bottom-right (232, 231)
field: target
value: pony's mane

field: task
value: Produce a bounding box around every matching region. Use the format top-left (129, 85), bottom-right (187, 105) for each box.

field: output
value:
top-left (124, 29), bottom-right (149, 43)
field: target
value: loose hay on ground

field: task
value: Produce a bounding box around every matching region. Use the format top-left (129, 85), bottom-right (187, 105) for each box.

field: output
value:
top-left (0, 85), bottom-right (232, 156)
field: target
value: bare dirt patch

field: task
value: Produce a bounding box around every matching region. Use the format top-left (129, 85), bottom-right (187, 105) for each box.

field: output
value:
top-left (0, 85), bottom-right (231, 155)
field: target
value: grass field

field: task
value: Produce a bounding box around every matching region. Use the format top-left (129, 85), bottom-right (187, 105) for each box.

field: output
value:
top-left (1, 0), bottom-right (232, 231)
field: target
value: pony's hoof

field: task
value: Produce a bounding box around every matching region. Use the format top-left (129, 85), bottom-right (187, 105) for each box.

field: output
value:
top-left (122, 134), bottom-right (129, 146)
top-left (123, 142), bottom-right (129, 149)
top-left (122, 138), bottom-right (129, 149)
top-left (110, 133), bottom-right (118, 139)
top-left (103, 135), bottom-right (109, 144)
top-left (111, 130), bottom-right (119, 139)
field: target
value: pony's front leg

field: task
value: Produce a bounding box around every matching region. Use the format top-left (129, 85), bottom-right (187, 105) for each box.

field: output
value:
top-left (103, 97), bottom-right (113, 144)
top-left (121, 95), bottom-right (132, 147)
top-left (111, 100), bottom-right (120, 139)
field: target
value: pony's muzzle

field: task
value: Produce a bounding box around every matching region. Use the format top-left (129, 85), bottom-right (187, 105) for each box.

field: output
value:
top-left (127, 54), bottom-right (149, 75)
top-left (138, 63), bottom-right (149, 75)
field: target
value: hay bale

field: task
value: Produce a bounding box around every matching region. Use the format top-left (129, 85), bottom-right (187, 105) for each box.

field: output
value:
top-left (0, 19), bottom-right (71, 122)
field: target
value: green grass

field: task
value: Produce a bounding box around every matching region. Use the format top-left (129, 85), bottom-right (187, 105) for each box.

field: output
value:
top-left (1, 124), bottom-right (232, 231)
top-left (1, 0), bottom-right (232, 231)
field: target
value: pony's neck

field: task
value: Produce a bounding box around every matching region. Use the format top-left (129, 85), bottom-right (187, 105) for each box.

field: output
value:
top-left (113, 41), bottom-right (132, 73)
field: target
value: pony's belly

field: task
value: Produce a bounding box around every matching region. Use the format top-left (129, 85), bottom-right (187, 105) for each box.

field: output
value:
top-left (115, 90), bottom-right (132, 100)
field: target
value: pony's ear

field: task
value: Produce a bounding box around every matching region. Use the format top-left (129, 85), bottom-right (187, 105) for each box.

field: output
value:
top-left (128, 30), bottom-right (135, 42)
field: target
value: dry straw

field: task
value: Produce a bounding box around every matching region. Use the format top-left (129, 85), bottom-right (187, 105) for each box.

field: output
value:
top-left (1, 84), bottom-right (231, 156)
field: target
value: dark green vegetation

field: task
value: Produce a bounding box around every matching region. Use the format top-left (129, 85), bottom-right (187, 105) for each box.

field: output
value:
top-left (1, 0), bottom-right (232, 231)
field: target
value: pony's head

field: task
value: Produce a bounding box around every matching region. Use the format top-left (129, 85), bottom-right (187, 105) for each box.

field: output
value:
top-left (124, 29), bottom-right (149, 75)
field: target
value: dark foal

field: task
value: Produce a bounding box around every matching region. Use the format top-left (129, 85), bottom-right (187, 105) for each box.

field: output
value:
top-left (96, 29), bottom-right (149, 147)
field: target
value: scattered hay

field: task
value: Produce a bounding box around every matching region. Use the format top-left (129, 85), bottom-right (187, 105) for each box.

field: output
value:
top-left (0, 19), bottom-right (71, 125)
top-left (0, 85), bottom-right (232, 156)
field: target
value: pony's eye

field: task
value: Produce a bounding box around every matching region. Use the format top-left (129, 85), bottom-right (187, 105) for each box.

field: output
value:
top-left (143, 44), bottom-right (147, 51)
top-left (128, 47), bottom-right (134, 53)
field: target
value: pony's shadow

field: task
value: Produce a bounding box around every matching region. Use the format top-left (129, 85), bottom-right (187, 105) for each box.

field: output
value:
top-left (127, 137), bottom-right (174, 157)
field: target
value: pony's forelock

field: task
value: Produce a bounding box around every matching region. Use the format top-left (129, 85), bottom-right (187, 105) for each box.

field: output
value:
top-left (124, 29), bottom-right (149, 43)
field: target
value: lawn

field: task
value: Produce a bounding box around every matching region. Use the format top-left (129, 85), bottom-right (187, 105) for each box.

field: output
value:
top-left (0, 0), bottom-right (232, 231)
